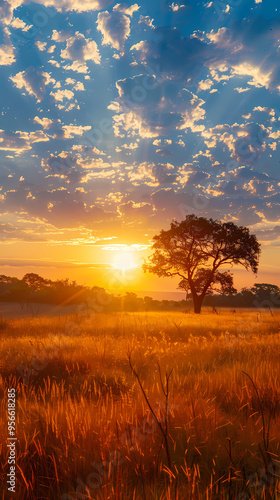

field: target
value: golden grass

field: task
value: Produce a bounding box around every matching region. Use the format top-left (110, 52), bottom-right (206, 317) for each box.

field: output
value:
top-left (0, 310), bottom-right (280, 499)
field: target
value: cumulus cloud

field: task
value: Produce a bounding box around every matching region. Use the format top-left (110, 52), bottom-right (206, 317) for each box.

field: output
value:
top-left (63, 61), bottom-right (89, 73)
top-left (149, 170), bottom-right (280, 228)
top-left (114, 3), bottom-right (139, 15)
top-left (130, 20), bottom-right (280, 97)
top-left (42, 152), bottom-right (83, 183)
top-left (33, 117), bottom-right (61, 129)
top-left (130, 27), bottom-right (219, 85)
top-left (0, 27), bottom-right (15, 66)
top-left (231, 63), bottom-right (271, 89)
top-left (118, 200), bottom-right (153, 220)
top-left (3, 0), bottom-right (116, 21)
top-left (0, 0), bottom-right (15, 25)
top-left (2, 184), bottom-right (114, 229)
top-left (138, 15), bottom-right (154, 28)
top-left (153, 139), bottom-right (172, 146)
top-left (36, 41), bottom-right (47, 51)
top-left (10, 67), bottom-right (56, 102)
top-left (50, 88), bottom-right (75, 101)
top-left (61, 125), bottom-right (91, 138)
top-left (125, 161), bottom-right (176, 187)
top-left (52, 30), bottom-right (71, 42)
top-left (112, 75), bottom-right (205, 138)
top-left (169, 3), bottom-right (185, 11)
top-left (97, 4), bottom-right (139, 53)
top-left (60, 32), bottom-right (100, 65)
top-left (200, 112), bottom-right (279, 168)
top-left (0, 129), bottom-right (50, 154)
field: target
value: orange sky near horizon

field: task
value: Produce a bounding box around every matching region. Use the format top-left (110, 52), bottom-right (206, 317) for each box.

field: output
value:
top-left (0, 238), bottom-right (279, 299)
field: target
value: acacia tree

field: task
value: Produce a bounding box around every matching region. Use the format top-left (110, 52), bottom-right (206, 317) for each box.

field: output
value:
top-left (143, 215), bottom-right (261, 313)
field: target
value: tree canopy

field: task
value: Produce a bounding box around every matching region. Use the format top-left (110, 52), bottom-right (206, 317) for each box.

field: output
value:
top-left (143, 215), bottom-right (261, 313)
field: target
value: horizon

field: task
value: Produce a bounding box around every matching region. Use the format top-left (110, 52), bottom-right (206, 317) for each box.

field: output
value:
top-left (1, 266), bottom-right (280, 302)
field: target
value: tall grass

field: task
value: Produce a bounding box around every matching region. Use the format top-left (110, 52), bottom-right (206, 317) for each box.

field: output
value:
top-left (0, 310), bottom-right (280, 499)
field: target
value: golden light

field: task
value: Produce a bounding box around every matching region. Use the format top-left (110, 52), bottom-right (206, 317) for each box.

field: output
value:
top-left (112, 252), bottom-right (137, 272)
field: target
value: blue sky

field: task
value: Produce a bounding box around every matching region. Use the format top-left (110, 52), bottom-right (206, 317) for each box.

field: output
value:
top-left (0, 0), bottom-right (280, 291)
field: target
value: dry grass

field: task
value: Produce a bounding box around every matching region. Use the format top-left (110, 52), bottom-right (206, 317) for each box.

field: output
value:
top-left (0, 309), bottom-right (280, 499)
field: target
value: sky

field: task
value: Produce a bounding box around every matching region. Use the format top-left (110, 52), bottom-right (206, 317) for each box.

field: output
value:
top-left (0, 0), bottom-right (280, 297)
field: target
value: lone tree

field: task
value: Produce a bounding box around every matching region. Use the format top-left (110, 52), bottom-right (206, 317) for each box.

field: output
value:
top-left (143, 215), bottom-right (260, 314)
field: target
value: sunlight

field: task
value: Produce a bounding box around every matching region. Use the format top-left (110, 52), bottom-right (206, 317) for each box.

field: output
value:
top-left (112, 252), bottom-right (137, 272)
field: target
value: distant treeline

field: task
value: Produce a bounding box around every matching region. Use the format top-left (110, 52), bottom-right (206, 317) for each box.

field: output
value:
top-left (0, 274), bottom-right (279, 311)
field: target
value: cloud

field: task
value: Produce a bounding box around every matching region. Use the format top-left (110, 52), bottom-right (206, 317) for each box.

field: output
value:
top-left (33, 117), bottom-right (61, 130)
top-left (125, 161), bottom-right (176, 187)
top-left (42, 152), bottom-right (83, 183)
top-left (42, 147), bottom-right (111, 184)
top-left (2, 183), bottom-right (115, 230)
top-left (197, 79), bottom-right (214, 92)
top-left (2, 3), bottom-right (280, 243)
top-left (153, 163), bottom-right (177, 185)
top-left (156, 149), bottom-right (173, 157)
top-left (153, 139), bottom-right (172, 146)
top-left (138, 15), bottom-right (154, 28)
top-left (207, 19), bottom-right (280, 92)
top-left (63, 61), bottom-right (89, 73)
top-left (169, 3), bottom-right (185, 11)
top-left (52, 30), bottom-right (71, 42)
top-left (231, 62), bottom-right (271, 89)
top-left (0, 0), bottom-right (15, 25)
top-left (0, 27), bottom-right (15, 66)
top-left (60, 125), bottom-right (91, 139)
top-left (36, 40), bottom-right (47, 51)
top-left (50, 89), bottom-right (75, 102)
top-left (74, 81), bottom-right (85, 91)
top-left (130, 20), bottom-right (280, 98)
top-left (0, 129), bottom-right (50, 154)
top-left (200, 115), bottom-right (277, 167)
top-left (114, 3), bottom-right (140, 16)
top-left (234, 87), bottom-right (250, 93)
top-left (60, 32), bottom-right (101, 65)
top-left (10, 67), bottom-right (56, 102)
top-left (97, 4), bottom-right (139, 53)
top-left (118, 200), bottom-right (153, 220)
top-left (130, 27), bottom-right (219, 85)
top-left (3, 0), bottom-right (116, 21)
top-left (257, 226), bottom-right (280, 242)
top-left (119, 142), bottom-right (139, 150)
top-left (112, 75), bottom-right (205, 138)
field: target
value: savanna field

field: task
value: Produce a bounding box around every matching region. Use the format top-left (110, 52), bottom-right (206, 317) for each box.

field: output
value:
top-left (0, 309), bottom-right (280, 499)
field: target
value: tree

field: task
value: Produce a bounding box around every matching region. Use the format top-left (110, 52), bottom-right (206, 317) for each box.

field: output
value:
top-left (251, 283), bottom-right (280, 309)
top-left (143, 215), bottom-right (260, 314)
top-left (22, 273), bottom-right (49, 290)
top-left (251, 283), bottom-right (280, 299)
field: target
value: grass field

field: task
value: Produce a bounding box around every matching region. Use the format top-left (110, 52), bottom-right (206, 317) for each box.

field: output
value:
top-left (0, 309), bottom-right (280, 499)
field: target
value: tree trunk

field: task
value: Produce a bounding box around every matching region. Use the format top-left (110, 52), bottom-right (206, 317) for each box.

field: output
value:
top-left (193, 296), bottom-right (203, 314)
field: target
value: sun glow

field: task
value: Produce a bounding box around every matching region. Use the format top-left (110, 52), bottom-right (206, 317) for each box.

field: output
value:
top-left (112, 252), bottom-right (137, 272)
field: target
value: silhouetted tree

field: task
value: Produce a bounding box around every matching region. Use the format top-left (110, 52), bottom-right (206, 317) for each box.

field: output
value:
top-left (251, 283), bottom-right (280, 309)
top-left (22, 273), bottom-right (49, 290)
top-left (251, 283), bottom-right (280, 299)
top-left (143, 215), bottom-right (260, 313)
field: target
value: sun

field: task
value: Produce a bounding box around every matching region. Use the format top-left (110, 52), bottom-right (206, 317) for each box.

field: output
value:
top-left (112, 252), bottom-right (137, 272)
